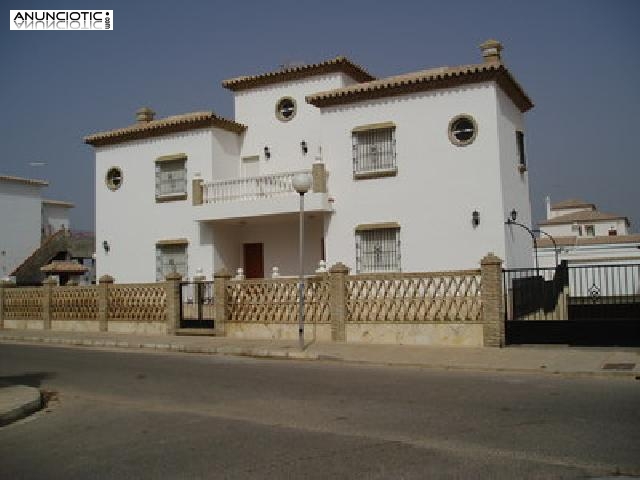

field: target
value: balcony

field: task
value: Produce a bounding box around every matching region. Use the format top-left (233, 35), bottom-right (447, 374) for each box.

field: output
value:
top-left (193, 164), bottom-right (331, 222)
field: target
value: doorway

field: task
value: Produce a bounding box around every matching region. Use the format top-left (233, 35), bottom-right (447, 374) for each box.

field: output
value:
top-left (243, 243), bottom-right (264, 279)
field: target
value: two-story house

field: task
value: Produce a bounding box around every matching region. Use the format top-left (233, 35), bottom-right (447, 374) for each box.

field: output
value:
top-left (86, 40), bottom-right (534, 283)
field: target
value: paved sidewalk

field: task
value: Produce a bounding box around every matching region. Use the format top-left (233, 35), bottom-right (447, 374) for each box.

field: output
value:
top-left (1, 328), bottom-right (639, 378)
top-left (0, 385), bottom-right (41, 427)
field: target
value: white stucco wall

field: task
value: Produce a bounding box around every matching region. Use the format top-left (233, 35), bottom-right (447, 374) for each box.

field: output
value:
top-left (42, 203), bottom-right (71, 235)
top-left (0, 180), bottom-right (44, 277)
top-left (94, 128), bottom-right (240, 282)
top-left (318, 82), bottom-right (514, 272)
top-left (538, 242), bottom-right (640, 269)
top-left (233, 73), bottom-right (352, 177)
top-left (496, 88), bottom-right (534, 268)
top-left (542, 218), bottom-right (629, 238)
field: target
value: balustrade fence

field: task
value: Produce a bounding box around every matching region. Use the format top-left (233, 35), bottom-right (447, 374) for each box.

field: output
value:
top-left (203, 170), bottom-right (310, 204)
top-left (0, 254), bottom-right (504, 346)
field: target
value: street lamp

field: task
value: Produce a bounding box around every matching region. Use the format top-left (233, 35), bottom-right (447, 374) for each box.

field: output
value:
top-left (505, 209), bottom-right (539, 272)
top-left (292, 172), bottom-right (312, 351)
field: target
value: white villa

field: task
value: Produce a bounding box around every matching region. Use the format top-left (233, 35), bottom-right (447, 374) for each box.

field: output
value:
top-left (0, 174), bottom-right (73, 278)
top-left (86, 40), bottom-right (535, 283)
top-left (537, 197), bottom-right (640, 267)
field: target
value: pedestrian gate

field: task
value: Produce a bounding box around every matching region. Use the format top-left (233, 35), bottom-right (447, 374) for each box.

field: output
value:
top-left (179, 281), bottom-right (214, 329)
top-left (503, 263), bottom-right (640, 346)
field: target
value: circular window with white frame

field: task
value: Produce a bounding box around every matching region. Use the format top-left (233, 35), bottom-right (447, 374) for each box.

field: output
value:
top-left (448, 114), bottom-right (478, 146)
top-left (275, 96), bottom-right (296, 122)
top-left (105, 167), bottom-right (123, 191)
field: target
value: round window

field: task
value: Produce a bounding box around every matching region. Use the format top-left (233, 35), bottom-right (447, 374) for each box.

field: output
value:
top-left (448, 115), bottom-right (478, 146)
top-left (275, 97), bottom-right (296, 122)
top-left (105, 167), bottom-right (123, 191)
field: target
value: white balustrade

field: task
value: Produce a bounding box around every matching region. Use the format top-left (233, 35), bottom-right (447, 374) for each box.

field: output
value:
top-left (203, 170), bottom-right (311, 204)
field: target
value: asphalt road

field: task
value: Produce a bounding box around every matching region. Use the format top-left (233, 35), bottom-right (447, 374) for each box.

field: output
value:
top-left (0, 343), bottom-right (639, 479)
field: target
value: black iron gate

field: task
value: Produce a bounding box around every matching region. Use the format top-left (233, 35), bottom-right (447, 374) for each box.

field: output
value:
top-left (504, 263), bottom-right (640, 346)
top-left (179, 281), bottom-right (215, 329)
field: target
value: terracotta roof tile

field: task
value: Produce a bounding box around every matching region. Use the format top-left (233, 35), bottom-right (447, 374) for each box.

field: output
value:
top-left (550, 199), bottom-right (595, 210)
top-left (40, 260), bottom-right (88, 274)
top-left (539, 210), bottom-right (629, 226)
top-left (0, 174), bottom-right (48, 187)
top-left (43, 199), bottom-right (74, 208)
top-left (306, 62), bottom-right (533, 112)
top-left (222, 56), bottom-right (375, 92)
top-left (85, 111), bottom-right (246, 147)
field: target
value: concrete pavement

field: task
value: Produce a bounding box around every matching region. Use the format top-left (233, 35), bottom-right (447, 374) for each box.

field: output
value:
top-left (1, 328), bottom-right (638, 426)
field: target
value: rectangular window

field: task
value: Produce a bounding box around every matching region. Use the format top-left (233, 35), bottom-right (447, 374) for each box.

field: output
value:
top-left (585, 225), bottom-right (595, 237)
top-left (155, 154), bottom-right (187, 201)
top-left (155, 243), bottom-right (187, 281)
top-left (516, 131), bottom-right (526, 171)
top-left (355, 225), bottom-right (401, 273)
top-left (352, 124), bottom-right (396, 178)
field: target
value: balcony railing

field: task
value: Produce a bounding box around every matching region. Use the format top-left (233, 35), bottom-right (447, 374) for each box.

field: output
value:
top-left (203, 170), bottom-right (311, 204)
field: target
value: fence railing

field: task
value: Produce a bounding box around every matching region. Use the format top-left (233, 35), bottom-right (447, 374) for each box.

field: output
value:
top-left (346, 271), bottom-right (482, 322)
top-left (203, 170), bottom-right (310, 204)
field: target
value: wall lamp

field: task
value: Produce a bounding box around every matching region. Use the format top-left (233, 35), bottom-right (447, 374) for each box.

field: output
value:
top-left (472, 210), bottom-right (480, 228)
top-left (264, 146), bottom-right (271, 159)
top-left (301, 140), bottom-right (308, 155)
top-left (102, 240), bottom-right (110, 253)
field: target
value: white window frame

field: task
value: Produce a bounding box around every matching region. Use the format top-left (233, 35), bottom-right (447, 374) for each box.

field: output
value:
top-left (155, 154), bottom-right (187, 201)
top-left (155, 243), bottom-right (188, 281)
top-left (352, 123), bottom-right (397, 178)
top-left (355, 225), bottom-right (401, 273)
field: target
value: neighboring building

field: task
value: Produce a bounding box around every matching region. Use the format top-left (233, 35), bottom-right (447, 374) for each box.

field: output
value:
top-left (0, 173), bottom-right (93, 285)
top-left (537, 197), bottom-right (640, 267)
top-left (86, 40), bottom-right (535, 283)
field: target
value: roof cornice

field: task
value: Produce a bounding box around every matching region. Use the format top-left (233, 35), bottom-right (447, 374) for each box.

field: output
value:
top-left (222, 56), bottom-right (375, 92)
top-left (306, 63), bottom-right (533, 112)
top-left (0, 174), bottom-right (48, 187)
top-left (84, 111), bottom-right (246, 147)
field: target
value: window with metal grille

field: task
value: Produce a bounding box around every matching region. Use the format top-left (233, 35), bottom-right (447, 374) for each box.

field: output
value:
top-left (352, 127), bottom-right (396, 175)
top-left (155, 159), bottom-right (186, 198)
top-left (155, 244), bottom-right (187, 281)
top-left (516, 130), bottom-right (526, 170)
top-left (356, 227), bottom-right (401, 273)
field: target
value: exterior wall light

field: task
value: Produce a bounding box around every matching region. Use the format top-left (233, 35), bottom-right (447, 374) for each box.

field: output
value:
top-left (472, 210), bottom-right (480, 227)
top-left (301, 140), bottom-right (308, 155)
top-left (102, 240), bottom-right (110, 253)
top-left (264, 146), bottom-right (271, 159)
top-left (510, 209), bottom-right (518, 222)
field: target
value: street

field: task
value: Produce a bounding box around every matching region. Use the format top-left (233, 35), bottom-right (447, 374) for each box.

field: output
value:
top-left (1, 343), bottom-right (639, 479)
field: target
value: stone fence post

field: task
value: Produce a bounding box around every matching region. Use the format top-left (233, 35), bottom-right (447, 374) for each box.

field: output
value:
top-left (328, 262), bottom-right (350, 342)
top-left (0, 280), bottom-right (16, 329)
top-left (480, 253), bottom-right (504, 347)
top-left (213, 268), bottom-right (232, 336)
top-left (42, 277), bottom-right (57, 330)
top-left (164, 272), bottom-right (182, 334)
top-left (98, 274), bottom-right (114, 332)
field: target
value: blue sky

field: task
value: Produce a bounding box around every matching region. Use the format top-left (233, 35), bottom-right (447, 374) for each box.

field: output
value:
top-left (2, 0), bottom-right (639, 232)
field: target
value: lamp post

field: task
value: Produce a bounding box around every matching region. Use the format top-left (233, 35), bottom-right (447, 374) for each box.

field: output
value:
top-left (292, 172), bottom-right (312, 351)
top-left (505, 209), bottom-right (539, 272)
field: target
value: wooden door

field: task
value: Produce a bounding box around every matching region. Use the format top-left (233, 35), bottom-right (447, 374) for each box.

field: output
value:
top-left (243, 243), bottom-right (264, 279)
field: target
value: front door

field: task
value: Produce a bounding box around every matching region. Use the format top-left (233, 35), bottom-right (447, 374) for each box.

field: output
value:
top-left (243, 243), bottom-right (264, 279)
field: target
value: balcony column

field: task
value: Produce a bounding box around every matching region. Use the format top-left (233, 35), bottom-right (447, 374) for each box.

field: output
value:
top-left (312, 162), bottom-right (327, 193)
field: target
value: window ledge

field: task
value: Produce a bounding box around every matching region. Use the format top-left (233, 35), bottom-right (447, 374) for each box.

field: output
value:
top-left (156, 193), bottom-right (187, 203)
top-left (353, 167), bottom-right (398, 180)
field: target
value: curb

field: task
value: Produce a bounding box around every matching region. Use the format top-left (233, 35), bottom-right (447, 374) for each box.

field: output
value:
top-left (0, 386), bottom-right (42, 427)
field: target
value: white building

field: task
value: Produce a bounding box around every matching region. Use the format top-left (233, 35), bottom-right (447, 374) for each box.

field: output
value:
top-left (537, 198), bottom-right (640, 267)
top-left (86, 40), bottom-right (535, 283)
top-left (0, 174), bottom-right (73, 278)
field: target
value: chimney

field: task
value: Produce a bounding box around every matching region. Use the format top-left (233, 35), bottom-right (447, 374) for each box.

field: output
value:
top-left (136, 107), bottom-right (155, 123)
top-left (479, 39), bottom-right (503, 64)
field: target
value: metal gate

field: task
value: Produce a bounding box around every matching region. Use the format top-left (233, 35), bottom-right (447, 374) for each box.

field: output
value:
top-left (179, 281), bottom-right (215, 329)
top-left (504, 263), bottom-right (640, 346)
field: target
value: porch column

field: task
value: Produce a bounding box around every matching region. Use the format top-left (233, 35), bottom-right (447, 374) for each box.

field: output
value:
top-left (97, 274), bottom-right (114, 332)
top-left (328, 262), bottom-right (350, 342)
top-left (480, 253), bottom-right (504, 347)
top-left (42, 277), bottom-right (57, 330)
top-left (213, 268), bottom-right (232, 336)
top-left (165, 272), bottom-right (182, 335)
